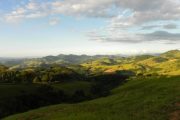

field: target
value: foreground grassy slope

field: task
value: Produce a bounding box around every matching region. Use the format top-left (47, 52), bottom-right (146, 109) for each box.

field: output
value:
top-left (4, 76), bottom-right (180, 120)
top-left (0, 81), bottom-right (94, 118)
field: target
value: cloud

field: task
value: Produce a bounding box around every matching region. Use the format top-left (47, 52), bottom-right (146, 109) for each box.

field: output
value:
top-left (87, 29), bottom-right (144, 43)
top-left (50, 0), bottom-right (117, 18)
top-left (141, 31), bottom-right (180, 41)
top-left (163, 24), bottom-right (177, 29)
top-left (141, 25), bottom-right (160, 30)
top-left (3, 0), bottom-right (117, 23)
top-left (26, 1), bottom-right (39, 10)
top-left (2, 0), bottom-right (180, 44)
top-left (4, 0), bottom-right (180, 23)
top-left (88, 30), bottom-right (180, 44)
top-left (3, 0), bottom-right (50, 23)
top-left (141, 23), bottom-right (178, 30)
top-left (49, 18), bottom-right (60, 26)
top-left (4, 8), bottom-right (26, 23)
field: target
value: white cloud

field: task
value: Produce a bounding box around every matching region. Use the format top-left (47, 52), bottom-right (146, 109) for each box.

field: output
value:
top-left (26, 12), bottom-right (47, 19)
top-left (2, 0), bottom-right (180, 43)
top-left (3, 0), bottom-right (50, 23)
top-left (163, 24), bottom-right (177, 29)
top-left (26, 2), bottom-right (37, 10)
top-left (88, 30), bottom-right (180, 44)
top-left (4, 0), bottom-right (180, 23)
top-left (49, 18), bottom-right (60, 26)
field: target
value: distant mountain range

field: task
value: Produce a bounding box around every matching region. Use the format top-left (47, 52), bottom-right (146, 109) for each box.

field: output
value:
top-left (0, 50), bottom-right (179, 75)
top-left (0, 54), bottom-right (121, 67)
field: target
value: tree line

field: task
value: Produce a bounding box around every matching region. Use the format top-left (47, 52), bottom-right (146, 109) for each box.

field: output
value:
top-left (0, 66), bottom-right (82, 83)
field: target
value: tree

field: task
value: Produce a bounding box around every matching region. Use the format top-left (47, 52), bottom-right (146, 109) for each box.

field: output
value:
top-left (71, 90), bottom-right (86, 102)
top-left (41, 74), bottom-right (49, 83)
top-left (33, 77), bottom-right (41, 83)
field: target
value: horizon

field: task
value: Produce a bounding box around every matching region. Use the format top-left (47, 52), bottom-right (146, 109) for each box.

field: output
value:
top-left (0, 49), bottom-right (179, 59)
top-left (0, 0), bottom-right (180, 57)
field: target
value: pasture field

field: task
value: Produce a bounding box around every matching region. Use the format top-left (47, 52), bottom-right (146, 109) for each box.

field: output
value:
top-left (4, 76), bottom-right (180, 120)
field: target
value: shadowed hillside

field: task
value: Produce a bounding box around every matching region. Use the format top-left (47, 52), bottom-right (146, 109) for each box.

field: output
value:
top-left (4, 76), bottom-right (180, 120)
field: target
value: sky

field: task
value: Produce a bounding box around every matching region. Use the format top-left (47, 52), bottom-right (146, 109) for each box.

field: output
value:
top-left (0, 0), bottom-right (180, 57)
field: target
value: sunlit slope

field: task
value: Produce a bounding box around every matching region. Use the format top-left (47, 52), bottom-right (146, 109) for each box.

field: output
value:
top-left (137, 56), bottom-right (180, 75)
top-left (160, 50), bottom-right (180, 59)
top-left (4, 76), bottom-right (180, 120)
top-left (4, 50), bottom-right (180, 75)
top-left (82, 50), bottom-right (180, 75)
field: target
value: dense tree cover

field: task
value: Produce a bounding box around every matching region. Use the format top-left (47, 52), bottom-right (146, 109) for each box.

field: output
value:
top-left (0, 83), bottom-right (94, 118)
top-left (0, 64), bottom-right (131, 118)
top-left (0, 85), bottom-right (66, 118)
top-left (88, 71), bottom-right (133, 97)
top-left (0, 65), bottom-right (82, 83)
top-left (0, 77), bottom-right (128, 118)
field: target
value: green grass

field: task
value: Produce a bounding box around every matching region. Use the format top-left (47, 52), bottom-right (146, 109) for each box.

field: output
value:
top-left (0, 81), bottom-right (92, 98)
top-left (4, 76), bottom-right (180, 120)
top-left (81, 50), bottom-right (180, 76)
top-left (0, 84), bottom-right (39, 98)
top-left (52, 81), bottom-right (93, 95)
top-left (0, 81), bottom-right (94, 118)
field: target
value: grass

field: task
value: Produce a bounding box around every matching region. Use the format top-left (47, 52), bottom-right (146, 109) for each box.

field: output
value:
top-left (52, 81), bottom-right (93, 95)
top-left (0, 84), bottom-right (39, 98)
top-left (81, 50), bottom-right (180, 76)
top-left (0, 81), bottom-right (93, 100)
top-left (0, 81), bottom-right (94, 118)
top-left (4, 76), bottom-right (180, 120)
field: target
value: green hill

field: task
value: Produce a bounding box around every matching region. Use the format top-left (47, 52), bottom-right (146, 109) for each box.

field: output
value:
top-left (160, 50), bottom-right (180, 59)
top-left (81, 50), bottom-right (180, 76)
top-left (132, 55), bottom-right (154, 62)
top-left (0, 65), bottom-right (8, 72)
top-left (4, 76), bottom-right (180, 120)
top-left (1, 50), bottom-right (179, 74)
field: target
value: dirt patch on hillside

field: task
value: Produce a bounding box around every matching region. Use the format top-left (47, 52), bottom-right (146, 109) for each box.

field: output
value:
top-left (169, 102), bottom-right (180, 120)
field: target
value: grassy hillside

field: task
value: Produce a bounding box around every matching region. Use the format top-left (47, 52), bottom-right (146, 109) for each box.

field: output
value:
top-left (52, 81), bottom-right (92, 96)
top-left (0, 81), bottom-right (93, 118)
top-left (0, 81), bottom-right (92, 99)
top-left (4, 76), bottom-right (180, 120)
top-left (1, 50), bottom-right (179, 76)
top-left (82, 50), bottom-right (180, 76)
top-left (160, 50), bottom-right (180, 59)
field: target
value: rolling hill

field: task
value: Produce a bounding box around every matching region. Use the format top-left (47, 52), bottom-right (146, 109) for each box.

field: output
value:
top-left (4, 76), bottom-right (180, 120)
top-left (0, 50), bottom-right (179, 75)
top-left (0, 50), bottom-right (180, 119)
